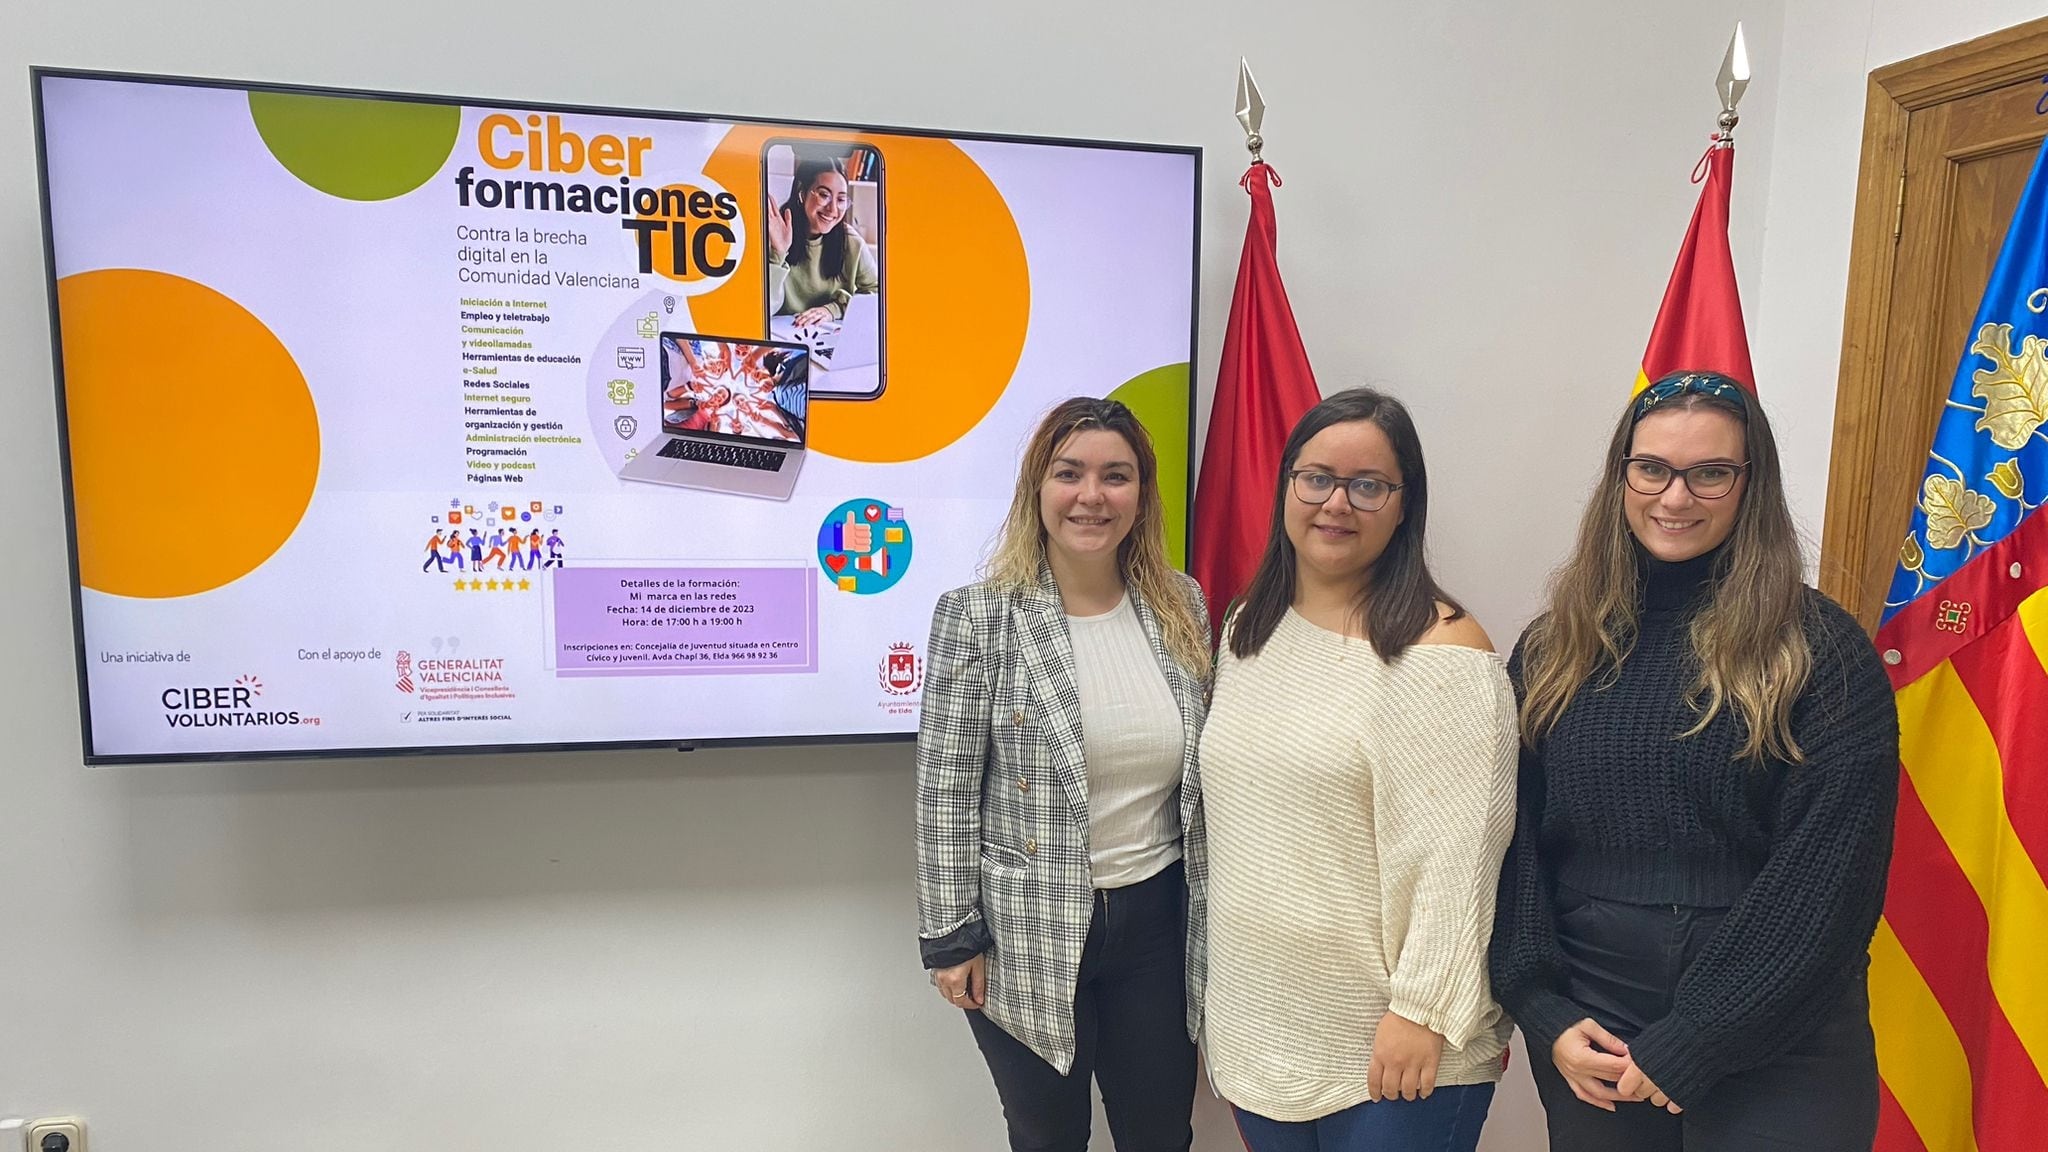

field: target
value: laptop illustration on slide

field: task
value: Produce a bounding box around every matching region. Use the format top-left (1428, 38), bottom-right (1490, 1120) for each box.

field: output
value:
top-left (770, 292), bottom-right (883, 399)
top-left (619, 333), bottom-right (810, 501)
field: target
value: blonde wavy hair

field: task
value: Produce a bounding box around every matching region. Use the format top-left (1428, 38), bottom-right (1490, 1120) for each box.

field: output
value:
top-left (1520, 384), bottom-right (1812, 763)
top-left (982, 397), bottom-right (1210, 676)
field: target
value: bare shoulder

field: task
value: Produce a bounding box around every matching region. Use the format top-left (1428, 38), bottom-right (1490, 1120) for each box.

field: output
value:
top-left (1418, 602), bottom-right (1495, 652)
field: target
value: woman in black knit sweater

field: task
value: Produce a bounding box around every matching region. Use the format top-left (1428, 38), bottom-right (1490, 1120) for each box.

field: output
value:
top-left (1489, 372), bottom-right (1899, 1149)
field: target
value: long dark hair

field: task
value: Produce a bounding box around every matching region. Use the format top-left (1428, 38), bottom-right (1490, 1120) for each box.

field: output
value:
top-left (1228, 387), bottom-right (1462, 662)
top-left (783, 157), bottom-right (854, 281)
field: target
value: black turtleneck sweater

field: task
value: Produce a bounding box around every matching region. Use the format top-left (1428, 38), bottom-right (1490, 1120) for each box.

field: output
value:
top-left (1488, 548), bottom-right (1899, 1108)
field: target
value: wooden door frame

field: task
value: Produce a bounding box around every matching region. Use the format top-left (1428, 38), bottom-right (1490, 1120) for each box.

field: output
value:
top-left (1821, 15), bottom-right (2048, 629)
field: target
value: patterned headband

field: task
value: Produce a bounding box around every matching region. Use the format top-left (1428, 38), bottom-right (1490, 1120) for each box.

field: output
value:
top-left (1631, 372), bottom-right (1749, 422)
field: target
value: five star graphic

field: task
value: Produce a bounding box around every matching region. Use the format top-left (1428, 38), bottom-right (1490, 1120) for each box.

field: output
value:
top-left (449, 577), bottom-right (539, 592)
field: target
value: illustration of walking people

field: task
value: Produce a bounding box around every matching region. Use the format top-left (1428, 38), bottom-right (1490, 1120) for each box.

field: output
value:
top-left (423, 510), bottom-right (565, 582)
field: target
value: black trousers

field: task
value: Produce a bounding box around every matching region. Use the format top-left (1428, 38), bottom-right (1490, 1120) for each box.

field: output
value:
top-left (966, 859), bottom-right (1196, 1152)
top-left (1532, 883), bottom-right (1879, 1151)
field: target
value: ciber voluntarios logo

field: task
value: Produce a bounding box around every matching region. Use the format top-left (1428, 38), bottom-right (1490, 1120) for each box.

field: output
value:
top-left (160, 674), bottom-right (302, 728)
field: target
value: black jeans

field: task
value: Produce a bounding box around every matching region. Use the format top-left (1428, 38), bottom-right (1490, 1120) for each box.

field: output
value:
top-left (966, 859), bottom-right (1196, 1152)
top-left (1532, 883), bottom-right (1879, 1151)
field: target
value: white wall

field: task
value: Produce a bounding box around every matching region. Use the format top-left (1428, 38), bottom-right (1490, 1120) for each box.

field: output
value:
top-left (1753, 0), bottom-right (2048, 554)
top-left (0, 0), bottom-right (1790, 1148)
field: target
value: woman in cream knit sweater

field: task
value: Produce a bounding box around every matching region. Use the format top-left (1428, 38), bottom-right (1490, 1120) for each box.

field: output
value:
top-left (1195, 387), bottom-right (1517, 1151)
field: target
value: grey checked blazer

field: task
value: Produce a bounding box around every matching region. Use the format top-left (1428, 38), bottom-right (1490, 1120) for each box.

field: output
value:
top-left (915, 564), bottom-right (1210, 1074)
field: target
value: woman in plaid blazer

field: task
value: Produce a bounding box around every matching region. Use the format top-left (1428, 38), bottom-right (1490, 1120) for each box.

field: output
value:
top-left (916, 397), bottom-right (1212, 1152)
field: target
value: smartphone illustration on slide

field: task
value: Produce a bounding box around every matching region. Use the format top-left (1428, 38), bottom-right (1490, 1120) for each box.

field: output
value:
top-left (762, 139), bottom-right (886, 401)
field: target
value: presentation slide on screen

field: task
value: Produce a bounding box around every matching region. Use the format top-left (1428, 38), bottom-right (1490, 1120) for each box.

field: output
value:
top-left (36, 73), bottom-right (1198, 761)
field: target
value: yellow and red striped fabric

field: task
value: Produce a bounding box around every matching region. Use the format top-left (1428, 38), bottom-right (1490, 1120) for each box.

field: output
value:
top-left (1873, 512), bottom-right (2048, 1151)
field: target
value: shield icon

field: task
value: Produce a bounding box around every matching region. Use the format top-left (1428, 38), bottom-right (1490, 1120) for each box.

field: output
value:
top-left (614, 415), bottom-right (639, 440)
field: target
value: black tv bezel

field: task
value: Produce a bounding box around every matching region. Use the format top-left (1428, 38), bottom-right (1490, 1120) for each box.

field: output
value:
top-left (30, 66), bottom-right (1203, 767)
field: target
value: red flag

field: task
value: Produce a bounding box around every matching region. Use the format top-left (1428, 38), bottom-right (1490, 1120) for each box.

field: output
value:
top-left (1191, 163), bottom-right (1321, 635)
top-left (1635, 142), bottom-right (1754, 394)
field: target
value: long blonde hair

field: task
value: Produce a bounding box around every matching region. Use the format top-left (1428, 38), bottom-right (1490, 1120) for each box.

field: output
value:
top-left (983, 397), bottom-right (1210, 676)
top-left (1520, 383), bottom-right (1812, 762)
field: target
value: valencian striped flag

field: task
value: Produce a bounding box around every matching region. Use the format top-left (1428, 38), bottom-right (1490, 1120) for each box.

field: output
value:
top-left (1872, 136), bottom-right (2048, 1152)
top-left (1633, 139), bottom-right (1755, 395)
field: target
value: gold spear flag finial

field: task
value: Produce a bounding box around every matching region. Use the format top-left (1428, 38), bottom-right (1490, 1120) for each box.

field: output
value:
top-left (1716, 22), bottom-right (1751, 141)
top-left (1237, 58), bottom-right (1266, 162)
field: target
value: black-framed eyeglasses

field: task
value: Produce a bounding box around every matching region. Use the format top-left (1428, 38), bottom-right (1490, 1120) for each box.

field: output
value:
top-left (1622, 457), bottom-right (1750, 499)
top-left (1289, 469), bottom-right (1404, 512)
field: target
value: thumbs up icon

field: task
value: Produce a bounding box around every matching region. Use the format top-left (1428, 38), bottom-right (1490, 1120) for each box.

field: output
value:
top-left (841, 509), bottom-right (874, 554)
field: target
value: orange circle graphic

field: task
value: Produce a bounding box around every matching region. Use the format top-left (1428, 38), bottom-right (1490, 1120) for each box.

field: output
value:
top-left (59, 269), bottom-right (320, 598)
top-left (693, 127), bottom-right (1029, 463)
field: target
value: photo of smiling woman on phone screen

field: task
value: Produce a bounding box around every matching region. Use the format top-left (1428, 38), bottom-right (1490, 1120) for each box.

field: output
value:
top-left (767, 154), bottom-right (879, 327)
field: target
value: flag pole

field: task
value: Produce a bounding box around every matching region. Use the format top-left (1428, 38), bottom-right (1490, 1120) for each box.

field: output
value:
top-left (1193, 57), bottom-right (1319, 631)
top-left (1632, 21), bottom-right (1758, 396)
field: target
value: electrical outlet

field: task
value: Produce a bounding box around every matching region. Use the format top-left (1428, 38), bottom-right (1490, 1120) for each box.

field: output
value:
top-left (24, 1119), bottom-right (83, 1152)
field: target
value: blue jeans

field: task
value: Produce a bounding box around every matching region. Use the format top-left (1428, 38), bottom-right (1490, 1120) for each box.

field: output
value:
top-left (1232, 1083), bottom-right (1494, 1152)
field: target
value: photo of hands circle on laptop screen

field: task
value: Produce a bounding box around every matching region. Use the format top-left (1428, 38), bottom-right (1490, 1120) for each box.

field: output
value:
top-left (660, 335), bottom-right (807, 443)
top-left (616, 332), bottom-right (813, 502)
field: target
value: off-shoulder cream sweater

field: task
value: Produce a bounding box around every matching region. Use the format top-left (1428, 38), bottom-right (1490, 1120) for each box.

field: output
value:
top-left (1198, 608), bottom-right (1518, 1122)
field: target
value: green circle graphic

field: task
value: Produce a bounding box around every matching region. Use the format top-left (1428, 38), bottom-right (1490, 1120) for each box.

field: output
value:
top-left (1108, 362), bottom-right (1191, 567)
top-left (249, 92), bottom-right (460, 201)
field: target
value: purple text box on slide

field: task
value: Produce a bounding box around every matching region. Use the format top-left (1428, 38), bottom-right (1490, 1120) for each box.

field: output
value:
top-left (552, 566), bottom-right (817, 676)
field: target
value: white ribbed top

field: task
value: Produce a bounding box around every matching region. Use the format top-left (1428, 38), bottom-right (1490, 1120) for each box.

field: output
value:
top-left (1068, 593), bottom-right (1185, 889)
top-left (1199, 608), bottom-right (1518, 1122)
